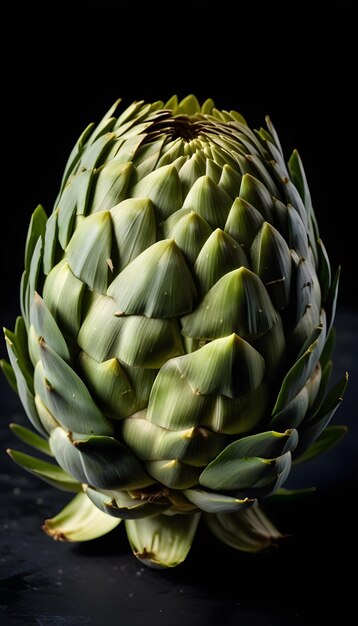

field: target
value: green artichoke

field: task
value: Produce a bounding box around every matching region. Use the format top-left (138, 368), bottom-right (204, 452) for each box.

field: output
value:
top-left (3, 95), bottom-right (347, 568)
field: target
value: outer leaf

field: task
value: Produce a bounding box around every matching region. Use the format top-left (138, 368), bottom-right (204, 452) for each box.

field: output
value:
top-left (326, 266), bottom-right (341, 334)
top-left (316, 238), bottom-right (331, 302)
top-left (58, 122), bottom-right (95, 192)
top-left (199, 430), bottom-right (297, 491)
top-left (272, 324), bottom-right (325, 415)
top-left (29, 292), bottom-right (70, 364)
top-left (0, 359), bottom-right (17, 393)
top-left (5, 330), bottom-right (46, 437)
top-left (293, 425), bottom-right (347, 465)
top-left (43, 492), bottom-right (120, 541)
top-left (24, 204), bottom-right (47, 271)
top-left (122, 413), bottom-right (226, 466)
top-left (184, 489), bottom-right (254, 513)
top-left (85, 486), bottom-right (170, 519)
top-left (49, 427), bottom-right (153, 490)
top-left (24, 237), bottom-right (43, 324)
top-left (294, 373), bottom-right (348, 457)
top-left (269, 487), bottom-right (316, 502)
top-left (125, 513), bottom-right (200, 568)
top-left (57, 169), bottom-right (93, 248)
top-left (9, 423), bottom-right (52, 456)
top-left (7, 448), bottom-right (81, 492)
top-left (205, 504), bottom-right (284, 552)
top-left (35, 340), bottom-right (112, 435)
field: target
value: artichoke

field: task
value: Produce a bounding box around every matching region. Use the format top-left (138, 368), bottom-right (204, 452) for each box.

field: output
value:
top-left (3, 95), bottom-right (347, 568)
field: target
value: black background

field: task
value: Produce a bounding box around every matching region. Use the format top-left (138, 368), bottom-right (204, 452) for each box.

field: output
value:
top-left (1, 2), bottom-right (357, 625)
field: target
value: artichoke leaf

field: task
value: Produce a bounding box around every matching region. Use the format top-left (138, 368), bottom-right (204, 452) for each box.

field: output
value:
top-left (43, 491), bottom-right (120, 541)
top-left (57, 168), bottom-right (93, 248)
top-left (66, 210), bottom-right (112, 293)
top-left (29, 292), bottom-right (70, 363)
top-left (199, 430), bottom-right (297, 491)
top-left (43, 210), bottom-right (58, 274)
top-left (294, 373), bottom-right (348, 457)
top-left (146, 459), bottom-right (201, 489)
top-left (184, 488), bottom-right (255, 513)
top-left (58, 122), bottom-right (95, 193)
top-left (225, 197), bottom-right (264, 250)
top-left (0, 358), bottom-right (17, 393)
top-left (107, 239), bottom-right (197, 318)
top-left (192, 228), bottom-right (248, 294)
top-left (9, 423), bottom-right (52, 456)
top-left (24, 205), bottom-right (47, 272)
top-left (110, 197), bottom-right (157, 270)
top-left (182, 175), bottom-right (232, 229)
top-left (43, 259), bottom-right (85, 338)
top-left (205, 504), bottom-right (284, 552)
top-left (85, 485), bottom-right (170, 519)
top-left (91, 161), bottom-right (133, 213)
top-left (5, 328), bottom-right (46, 437)
top-left (177, 333), bottom-right (265, 397)
top-left (122, 413), bottom-right (226, 466)
top-left (239, 173), bottom-right (273, 222)
top-left (182, 267), bottom-right (277, 341)
top-left (269, 487), bottom-right (316, 501)
top-left (293, 425), bottom-right (347, 465)
top-left (131, 164), bottom-right (182, 220)
top-left (272, 322), bottom-right (325, 415)
top-left (125, 512), bottom-right (200, 568)
top-left (36, 340), bottom-right (112, 435)
top-left (24, 237), bottom-right (43, 325)
top-left (7, 448), bottom-right (81, 492)
top-left (49, 427), bottom-right (153, 490)
top-left (163, 209), bottom-right (213, 267)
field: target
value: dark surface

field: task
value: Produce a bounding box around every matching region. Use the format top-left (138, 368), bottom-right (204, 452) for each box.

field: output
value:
top-left (1, 310), bottom-right (357, 626)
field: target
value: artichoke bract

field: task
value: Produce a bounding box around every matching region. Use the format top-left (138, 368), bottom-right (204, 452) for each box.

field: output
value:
top-left (3, 95), bottom-right (347, 568)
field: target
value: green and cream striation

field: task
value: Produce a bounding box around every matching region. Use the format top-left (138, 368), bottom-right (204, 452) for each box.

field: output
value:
top-left (3, 95), bottom-right (347, 568)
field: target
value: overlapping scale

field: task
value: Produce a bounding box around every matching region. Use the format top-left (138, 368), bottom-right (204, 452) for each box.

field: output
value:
top-left (4, 95), bottom-right (345, 569)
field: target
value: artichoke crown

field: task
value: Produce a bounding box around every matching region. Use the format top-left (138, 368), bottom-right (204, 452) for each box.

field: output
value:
top-left (4, 95), bottom-right (347, 568)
